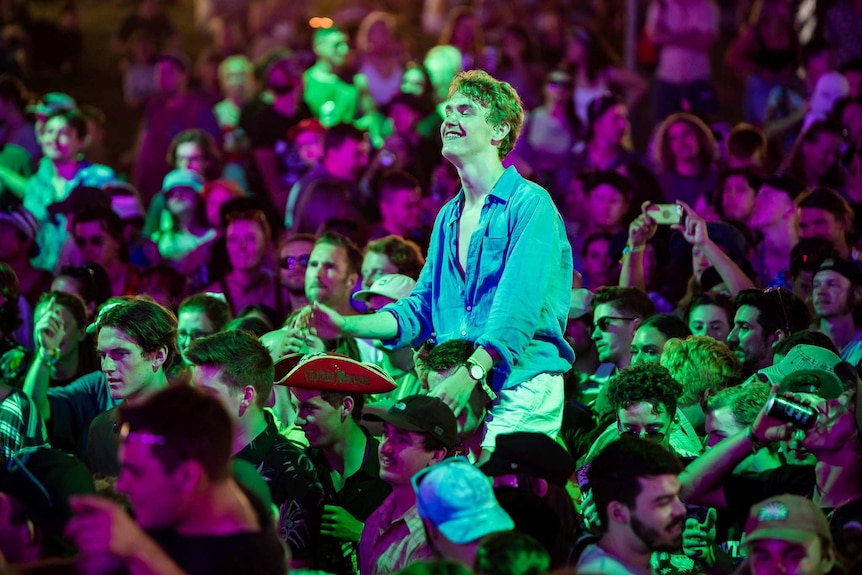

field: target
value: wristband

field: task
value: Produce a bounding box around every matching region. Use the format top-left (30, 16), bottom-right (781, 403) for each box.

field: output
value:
top-left (622, 244), bottom-right (646, 256)
top-left (38, 348), bottom-right (59, 367)
top-left (745, 426), bottom-right (767, 452)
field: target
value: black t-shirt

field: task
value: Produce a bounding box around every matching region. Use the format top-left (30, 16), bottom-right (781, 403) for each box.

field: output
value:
top-left (147, 484), bottom-right (286, 575)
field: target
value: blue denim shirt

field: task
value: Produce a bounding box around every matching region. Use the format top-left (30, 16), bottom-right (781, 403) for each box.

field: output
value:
top-left (381, 167), bottom-right (574, 391)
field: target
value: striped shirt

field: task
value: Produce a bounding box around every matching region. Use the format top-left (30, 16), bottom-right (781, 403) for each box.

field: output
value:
top-left (0, 387), bottom-right (49, 461)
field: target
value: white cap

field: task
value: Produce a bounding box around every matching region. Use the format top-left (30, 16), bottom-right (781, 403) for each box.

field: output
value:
top-left (353, 274), bottom-right (416, 302)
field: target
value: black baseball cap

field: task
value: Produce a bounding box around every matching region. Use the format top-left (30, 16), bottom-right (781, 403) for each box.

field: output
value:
top-left (480, 432), bottom-right (576, 486)
top-left (815, 258), bottom-right (862, 287)
top-left (364, 395), bottom-right (458, 450)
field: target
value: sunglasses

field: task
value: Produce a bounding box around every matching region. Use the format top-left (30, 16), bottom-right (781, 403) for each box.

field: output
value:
top-left (620, 429), bottom-right (667, 442)
top-left (74, 235), bottom-right (104, 248)
top-left (280, 255), bottom-right (310, 270)
top-left (594, 316), bottom-right (637, 332)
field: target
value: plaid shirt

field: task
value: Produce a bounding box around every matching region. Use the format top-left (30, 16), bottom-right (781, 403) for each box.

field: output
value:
top-left (0, 387), bottom-right (49, 461)
top-left (358, 494), bottom-right (434, 575)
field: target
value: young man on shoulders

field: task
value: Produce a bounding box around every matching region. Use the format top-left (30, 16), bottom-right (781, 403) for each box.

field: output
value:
top-left (301, 70), bottom-right (573, 461)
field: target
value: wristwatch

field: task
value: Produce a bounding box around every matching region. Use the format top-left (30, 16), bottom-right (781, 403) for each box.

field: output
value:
top-left (464, 358), bottom-right (487, 381)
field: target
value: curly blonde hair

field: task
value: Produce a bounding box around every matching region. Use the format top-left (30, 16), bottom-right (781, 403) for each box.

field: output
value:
top-left (660, 335), bottom-right (742, 407)
top-left (448, 70), bottom-right (524, 159)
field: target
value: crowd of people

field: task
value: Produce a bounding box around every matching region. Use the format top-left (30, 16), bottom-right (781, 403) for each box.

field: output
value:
top-left (2, 0), bottom-right (862, 574)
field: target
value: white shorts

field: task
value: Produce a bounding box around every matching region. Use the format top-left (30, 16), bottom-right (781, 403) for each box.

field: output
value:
top-left (481, 373), bottom-right (565, 451)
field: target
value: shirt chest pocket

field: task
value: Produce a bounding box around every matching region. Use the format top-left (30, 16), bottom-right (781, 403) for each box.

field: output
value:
top-left (478, 224), bottom-right (511, 280)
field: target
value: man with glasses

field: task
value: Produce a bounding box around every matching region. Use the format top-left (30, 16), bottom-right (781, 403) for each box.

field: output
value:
top-left (587, 286), bottom-right (655, 402)
top-left (728, 288), bottom-right (810, 378)
top-left (279, 232), bottom-right (316, 312)
top-left (175, 293), bottom-right (231, 364)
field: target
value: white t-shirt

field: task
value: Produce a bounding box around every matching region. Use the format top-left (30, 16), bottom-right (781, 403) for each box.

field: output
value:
top-left (645, 0), bottom-right (718, 83)
top-left (577, 543), bottom-right (655, 575)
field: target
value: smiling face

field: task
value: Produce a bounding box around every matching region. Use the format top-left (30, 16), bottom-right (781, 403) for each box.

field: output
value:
top-left (627, 474), bottom-right (686, 553)
top-left (41, 116), bottom-right (82, 162)
top-left (378, 423), bottom-right (442, 486)
top-left (291, 388), bottom-right (347, 448)
top-left (441, 92), bottom-right (501, 163)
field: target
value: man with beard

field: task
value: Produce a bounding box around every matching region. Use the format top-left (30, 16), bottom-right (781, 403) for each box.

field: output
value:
top-left (727, 288), bottom-right (810, 378)
top-left (578, 436), bottom-right (686, 575)
top-left (279, 232), bottom-right (316, 312)
top-left (811, 258), bottom-right (862, 365)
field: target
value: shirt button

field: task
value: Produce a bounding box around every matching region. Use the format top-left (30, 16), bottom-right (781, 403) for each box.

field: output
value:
top-left (461, 330), bottom-right (467, 336)
top-left (466, 305), bottom-right (472, 311)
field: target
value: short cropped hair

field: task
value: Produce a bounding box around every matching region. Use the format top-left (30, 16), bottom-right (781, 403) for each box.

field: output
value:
top-left (178, 294), bottom-right (232, 333)
top-left (796, 186), bottom-right (856, 239)
top-left (316, 231), bottom-right (363, 276)
top-left (379, 170), bottom-right (422, 202)
top-left (119, 385), bottom-right (233, 481)
top-left (607, 362), bottom-right (683, 418)
top-left (588, 436), bottom-right (683, 531)
top-left (73, 206), bottom-right (124, 243)
top-left (448, 70), bottom-right (524, 160)
top-left (660, 335), bottom-right (742, 407)
top-left (705, 382), bottom-right (771, 426)
top-left (590, 286), bottom-right (655, 320)
top-left (365, 235), bottom-right (425, 279)
top-left (734, 288), bottom-right (811, 338)
top-left (474, 531), bottom-right (550, 575)
top-left (45, 109), bottom-right (87, 140)
top-left (95, 297), bottom-right (178, 367)
top-left (424, 339), bottom-right (475, 372)
top-left (323, 123), bottom-right (366, 155)
top-left (185, 330), bottom-right (274, 408)
top-left (773, 329), bottom-right (840, 358)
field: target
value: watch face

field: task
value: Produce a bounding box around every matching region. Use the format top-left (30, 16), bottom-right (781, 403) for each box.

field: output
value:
top-left (469, 364), bottom-right (484, 380)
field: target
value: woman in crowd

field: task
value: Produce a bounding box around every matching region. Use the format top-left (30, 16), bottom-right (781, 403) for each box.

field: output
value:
top-left (781, 120), bottom-right (844, 189)
top-left (653, 112), bottom-right (720, 207)
top-left (630, 313), bottom-right (691, 366)
top-left (354, 11), bottom-right (404, 111)
top-left (686, 292), bottom-right (736, 343)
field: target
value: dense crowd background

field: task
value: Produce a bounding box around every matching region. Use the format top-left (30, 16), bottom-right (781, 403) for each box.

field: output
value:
top-left (2, 0), bottom-right (862, 574)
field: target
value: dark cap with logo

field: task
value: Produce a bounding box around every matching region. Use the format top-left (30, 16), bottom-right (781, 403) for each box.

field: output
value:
top-left (364, 395), bottom-right (458, 451)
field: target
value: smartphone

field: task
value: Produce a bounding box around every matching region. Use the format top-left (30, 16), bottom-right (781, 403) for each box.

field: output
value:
top-left (648, 204), bottom-right (683, 225)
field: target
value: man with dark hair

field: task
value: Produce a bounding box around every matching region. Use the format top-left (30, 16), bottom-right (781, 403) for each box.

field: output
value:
top-left (284, 353), bottom-right (396, 574)
top-left (279, 232), bottom-right (316, 311)
top-left (187, 330), bottom-right (324, 568)
top-left (286, 123), bottom-right (369, 230)
top-left (359, 395), bottom-right (456, 575)
top-left (369, 170), bottom-right (427, 248)
top-left (362, 235), bottom-right (426, 290)
top-left (749, 175), bottom-right (804, 287)
top-left (578, 436), bottom-right (686, 574)
top-left (307, 231), bottom-right (362, 318)
top-left (23, 297), bottom-right (174, 466)
top-left (303, 70), bottom-right (574, 460)
top-left (65, 385), bottom-right (286, 574)
top-left (812, 258), bottom-right (862, 365)
top-left (796, 187), bottom-right (859, 260)
top-left (73, 205), bottom-right (142, 297)
top-left (590, 286), bottom-right (655, 373)
top-left (728, 288), bottom-right (811, 376)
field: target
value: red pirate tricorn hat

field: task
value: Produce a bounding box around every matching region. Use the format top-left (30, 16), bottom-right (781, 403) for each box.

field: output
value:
top-left (273, 353), bottom-right (304, 383)
top-left (276, 353), bottom-right (397, 394)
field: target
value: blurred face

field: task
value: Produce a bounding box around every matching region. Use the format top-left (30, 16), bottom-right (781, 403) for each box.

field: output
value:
top-left (583, 238), bottom-right (611, 286)
top-left (594, 104), bottom-right (628, 144)
top-left (291, 388), bottom-right (346, 448)
top-left (41, 116), bottom-right (81, 162)
top-left (74, 221), bottom-right (121, 268)
top-left (155, 60), bottom-right (186, 95)
top-left (226, 219), bottom-right (267, 271)
top-left (801, 132), bottom-right (842, 180)
top-left (845, 71), bottom-right (862, 98)
top-left (748, 537), bottom-right (833, 575)
top-left (587, 185), bottom-right (627, 229)
top-left (165, 186), bottom-right (198, 219)
top-left (792, 270), bottom-right (815, 302)
top-left (721, 175), bottom-right (756, 222)
top-left (305, 242), bottom-right (357, 307)
top-left (316, 31), bottom-right (349, 67)
top-left (667, 121), bottom-right (700, 165)
top-left (628, 475), bottom-right (686, 553)
top-left (279, 239), bottom-right (314, 294)
top-left (688, 304), bottom-right (731, 342)
top-left (220, 63), bottom-right (251, 99)
top-left (401, 68), bottom-right (428, 96)
top-left (704, 406), bottom-right (745, 448)
top-left (812, 270), bottom-right (854, 319)
top-left (295, 130), bottom-right (324, 166)
top-left (98, 326), bottom-right (159, 400)
top-left (389, 103), bottom-right (421, 134)
top-left (378, 422), bottom-right (440, 485)
top-left (176, 310), bottom-right (215, 363)
top-left (798, 207), bottom-right (847, 248)
top-left (50, 275), bottom-right (84, 301)
top-left (591, 303), bottom-right (639, 367)
top-left (0, 221), bottom-right (27, 260)
top-left (381, 188), bottom-right (422, 232)
top-left (34, 300), bottom-right (85, 359)
top-left (727, 305), bottom-right (773, 373)
top-left (798, 394), bottom-right (859, 455)
top-left (204, 185), bottom-right (236, 228)
top-left (544, 72), bottom-right (573, 104)
top-left (750, 186), bottom-right (794, 229)
top-left (361, 251), bottom-right (398, 290)
top-left (175, 142), bottom-right (205, 173)
top-left (566, 317), bottom-right (593, 355)
top-left (692, 246), bottom-right (711, 281)
top-left (327, 137), bottom-right (369, 180)
top-left (842, 103), bottom-right (862, 145)
top-left (117, 441), bottom-right (188, 530)
top-left (630, 325), bottom-right (668, 365)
